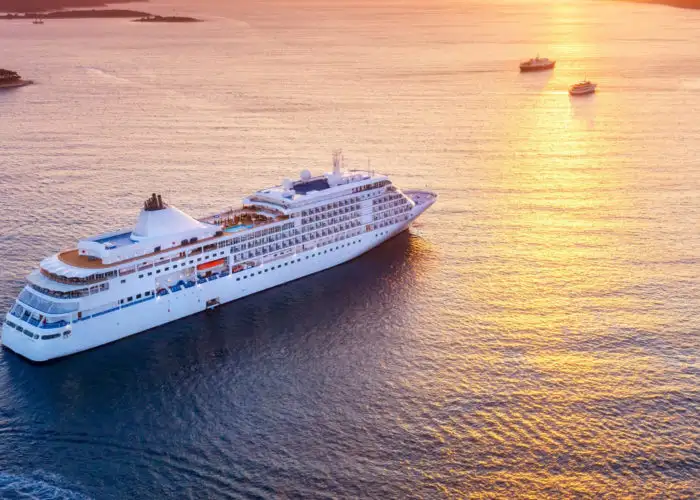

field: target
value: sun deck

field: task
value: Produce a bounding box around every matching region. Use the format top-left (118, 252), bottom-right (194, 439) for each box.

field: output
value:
top-left (56, 208), bottom-right (285, 271)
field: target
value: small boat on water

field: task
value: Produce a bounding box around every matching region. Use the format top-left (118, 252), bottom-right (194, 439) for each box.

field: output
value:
top-left (569, 80), bottom-right (597, 96)
top-left (519, 55), bottom-right (555, 72)
top-left (32, 16), bottom-right (44, 24)
top-left (0, 69), bottom-right (33, 89)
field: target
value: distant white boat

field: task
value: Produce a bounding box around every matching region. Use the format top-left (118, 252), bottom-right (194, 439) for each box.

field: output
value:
top-left (569, 80), bottom-right (597, 96)
top-left (519, 55), bottom-right (555, 72)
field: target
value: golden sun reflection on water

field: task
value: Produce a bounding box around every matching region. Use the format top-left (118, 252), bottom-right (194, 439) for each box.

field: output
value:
top-left (394, 3), bottom-right (698, 497)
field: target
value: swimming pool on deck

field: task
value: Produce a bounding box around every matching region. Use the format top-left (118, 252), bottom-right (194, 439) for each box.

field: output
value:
top-left (94, 232), bottom-right (135, 248)
top-left (224, 224), bottom-right (254, 233)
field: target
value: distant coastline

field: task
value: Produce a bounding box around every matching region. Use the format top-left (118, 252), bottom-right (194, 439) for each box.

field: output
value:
top-left (1, 9), bottom-right (150, 19)
top-left (615, 0), bottom-right (700, 9)
top-left (1, 8), bottom-right (202, 22)
top-left (0, 0), bottom-right (142, 13)
top-left (1, 10), bottom-right (201, 21)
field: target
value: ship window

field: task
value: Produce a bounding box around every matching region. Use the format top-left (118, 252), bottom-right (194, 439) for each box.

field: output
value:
top-left (243, 276), bottom-right (247, 279)
top-left (165, 267), bottom-right (170, 271)
top-left (156, 270), bottom-right (161, 274)
top-left (148, 272), bottom-right (152, 276)
top-left (189, 260), bottom-right (194, 264)
top-left (145, 291), bottom-right (151, 296)
top-left (121, 279), bottom-right (126, 284)
top-left (127, 297), bottom-right (133, 302)
top-left (258, 271), bottom-right (262, 275)
top-left (138, 274), bottom-right (143, 278)
top-left (136, 294), bottom-right (142, 299)
top-left (197, 258), bottom-right (202, 262)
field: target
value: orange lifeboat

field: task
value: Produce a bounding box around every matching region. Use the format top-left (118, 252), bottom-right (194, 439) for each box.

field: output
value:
top-left (196, 258), bottom-right (226, 271)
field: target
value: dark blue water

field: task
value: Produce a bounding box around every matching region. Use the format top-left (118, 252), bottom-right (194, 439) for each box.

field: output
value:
top-left (1, 0), bottom-right (700, 497)
top-left (1, 234), bottom-right (451, 499)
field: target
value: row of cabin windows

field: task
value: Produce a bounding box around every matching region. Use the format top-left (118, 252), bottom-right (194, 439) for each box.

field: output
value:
top-left (228, 225), bottom-right (283, 245)
top-left (376, 213), bottom-right (411, 229)
top-left (372, 192), bottom-right (408, 207)
top-left (4, 320), bottom-right (70, 340)
top-left (373, 204), bottom-right (412, 222)
top-left (352, 180), bottom-right (390, 194)
top-left (118, 251), bottom-right (228, 283)
top-left (119, 290), bottom-right (153, 305)
top-left (41, 268), bottom-right (117, 285)
top-left (230, 223), bottom-right (363, 263)
top-left (301, 206), bottom-right (360, 227)
top-left (232, 239), bottom-right (363, 282)
top-left (302, 214), bottom-right (360, 233)
top-left (231, 230), bottom-right (300, 254)
top-left (372, 197), bottom-right (410, 213)
top-left (300, 197), bottom-right (362, 217)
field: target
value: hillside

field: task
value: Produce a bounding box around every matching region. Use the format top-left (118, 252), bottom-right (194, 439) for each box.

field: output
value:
top-left (0, 0), bottom-right (142, 13)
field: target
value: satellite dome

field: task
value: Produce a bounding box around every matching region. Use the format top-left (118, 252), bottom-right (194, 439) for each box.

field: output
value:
top-left (282, 178), bottom-right (294, 190)
top-left (300, 169), bottom-right (311, 181)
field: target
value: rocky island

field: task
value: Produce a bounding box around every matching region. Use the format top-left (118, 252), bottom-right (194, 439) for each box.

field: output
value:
top-left (0, 69), bottom-right (33, 89)
top-left (0, 0), bottom-right (202, 22)
top-left (133, 15), bottom-right (201, 23)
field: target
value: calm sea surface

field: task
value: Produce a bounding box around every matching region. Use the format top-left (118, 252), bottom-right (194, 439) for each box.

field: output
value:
top-left (1, 0), bottom-right (699, 497)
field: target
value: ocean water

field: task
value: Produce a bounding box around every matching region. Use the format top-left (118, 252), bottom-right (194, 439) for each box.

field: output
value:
top-left (1, 0), bottom-right (699, 497)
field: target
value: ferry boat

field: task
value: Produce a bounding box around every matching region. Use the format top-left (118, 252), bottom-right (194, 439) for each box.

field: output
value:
top-left (2, 152), bottom-right (437, 362)
top-left (569, 80), bottom-right (597, 96)
top-left (519, 56), bottom-right (555, 72)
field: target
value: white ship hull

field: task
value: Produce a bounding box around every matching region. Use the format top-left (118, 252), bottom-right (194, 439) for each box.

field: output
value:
top-left (2, 198), bottom-right (433, 362)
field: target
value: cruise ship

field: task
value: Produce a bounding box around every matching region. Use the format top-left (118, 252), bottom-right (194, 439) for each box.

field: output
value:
top-left (2, 152), bottom-right (437, 362)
